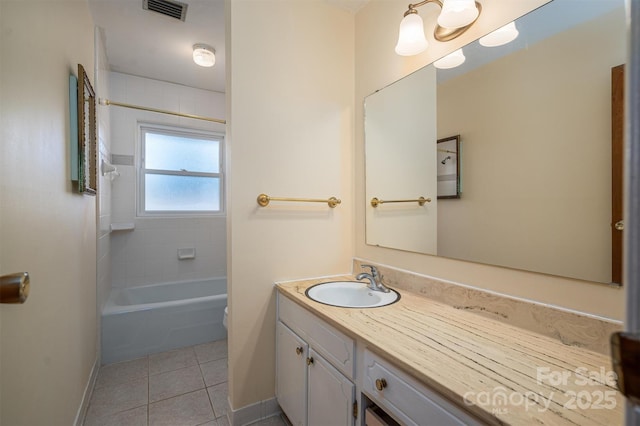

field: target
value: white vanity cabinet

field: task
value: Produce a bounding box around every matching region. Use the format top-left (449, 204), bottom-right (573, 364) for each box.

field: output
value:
top-left (307, 348), bottom-right (355, 426)
top-left (276, 321), bottom-right (308, 426)
top-left (362, 350), bottom-right (480, 426)
top-left (276, 291), bottom-right (480, 426)
top-left (276, 295), bottom-right (356, 426)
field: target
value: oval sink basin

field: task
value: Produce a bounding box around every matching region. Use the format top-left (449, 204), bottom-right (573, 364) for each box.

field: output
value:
top-left (305, 281), bottom-right (400, 308)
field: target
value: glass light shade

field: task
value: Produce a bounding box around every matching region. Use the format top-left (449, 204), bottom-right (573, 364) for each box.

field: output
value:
top-left (433, 49), bottom-right (466, 69)
top-left (395, 13), bottom-right (428, 56)
top-left (479, 22), bottom-right (519, 47)
top-left (437, 0), bottom-right (479, 29)
top-left (193, 44), bottom-right (215, 67)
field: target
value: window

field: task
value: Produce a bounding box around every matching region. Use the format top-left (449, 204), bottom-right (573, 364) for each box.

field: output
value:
top-left (139, 125), bottom-right (224, 215)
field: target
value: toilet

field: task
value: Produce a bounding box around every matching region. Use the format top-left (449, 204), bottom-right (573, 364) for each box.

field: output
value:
top-left (223, 306), bottom-right (228, 330)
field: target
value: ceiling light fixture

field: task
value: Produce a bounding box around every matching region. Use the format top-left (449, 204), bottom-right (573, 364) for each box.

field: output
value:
top-left (193, 44), bottom-right (216, 67)
top-left (395, 0), bottom-right (482, 56)
top-left (434, 48), bottom-right (466, 69)
top-left (479, 21), bottom-right (519, 47)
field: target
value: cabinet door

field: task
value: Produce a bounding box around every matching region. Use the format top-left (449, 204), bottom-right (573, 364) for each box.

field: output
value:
top-left (276, 321), bottom-right (308, 426)
top-left (307, 349), bottom-right (355, 426)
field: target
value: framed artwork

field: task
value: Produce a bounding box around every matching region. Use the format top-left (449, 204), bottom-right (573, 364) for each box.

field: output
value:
top-left (437, 135), bottom-right (460, 199)
top-left (76, 64), bottom-right (97, 195)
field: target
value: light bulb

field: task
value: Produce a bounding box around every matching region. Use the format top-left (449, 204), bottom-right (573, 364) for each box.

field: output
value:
top-left (479, 22), bottom-right (519, 47)
top-left (437, 0), bottom-right (479, 29)
top-left (434, 49), bottom-right (466, 69)
top-left (395, 12), bottom-right (428, 56)
top-left (193, 44), bottom-right (215, 67)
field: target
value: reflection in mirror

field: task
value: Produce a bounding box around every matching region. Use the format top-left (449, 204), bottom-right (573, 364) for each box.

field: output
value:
top-left (365, 66), bottom-right (438, 255)
top-left (437, 135), bottom-right (460, 199)
top-left (364, 0), bottom-right (625, 284)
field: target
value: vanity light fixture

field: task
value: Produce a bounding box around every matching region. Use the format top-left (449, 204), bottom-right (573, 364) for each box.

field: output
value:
top-left (395, 0), bottom-right (482, 56)
top-left (434, 48), bottom-right (466, 69)
top-left (193, 44), bottom-right (216, 67)
top-left (479, 21), bottom-right (519, 47)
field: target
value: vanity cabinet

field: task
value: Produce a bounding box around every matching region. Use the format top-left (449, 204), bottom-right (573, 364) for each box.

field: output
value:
top-left (276, 321), bottom-right (308, 426)
top-left (307, 348), bottom-right (355, 426)
top-left (362, 350), bottom-right (480, 426)
top-left (276, 291), bottom-right (479, 426)
top-left (276, 295), bottom-right (355, 426)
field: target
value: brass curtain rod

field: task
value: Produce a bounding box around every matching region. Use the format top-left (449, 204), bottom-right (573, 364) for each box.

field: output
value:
top-left (371, 196), bottom-right (431, 208)
top-left (257, 194), bottom-right (341, 208)
top-left (98, 98), bottom-right (226, 124)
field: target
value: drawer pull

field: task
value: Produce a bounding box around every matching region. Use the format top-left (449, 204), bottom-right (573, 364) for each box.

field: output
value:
top-left (307, 356), bottom-right (314, 366)
top-left (295, 346), bottom-right (303, 355)
top-left (375, 378), bottom-right (387, 391)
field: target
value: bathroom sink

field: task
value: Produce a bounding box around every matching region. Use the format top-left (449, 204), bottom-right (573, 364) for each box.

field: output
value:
top-left (305, 281), bottom-right (400, 308)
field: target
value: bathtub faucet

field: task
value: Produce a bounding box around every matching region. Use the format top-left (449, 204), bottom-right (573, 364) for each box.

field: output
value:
top-left (356, 265), bottom-right (390, 293)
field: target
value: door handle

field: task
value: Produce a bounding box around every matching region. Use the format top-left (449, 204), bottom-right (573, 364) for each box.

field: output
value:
top-left (615, 220), bottom-right (624, 231)
top-left (0, 272), bottom-right (30, 304)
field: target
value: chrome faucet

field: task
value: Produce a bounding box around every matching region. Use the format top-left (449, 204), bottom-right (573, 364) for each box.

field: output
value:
top-left (356, 264), bottom-right (390, 293)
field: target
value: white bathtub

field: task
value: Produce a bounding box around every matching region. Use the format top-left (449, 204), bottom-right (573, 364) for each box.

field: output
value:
top-left (101, 277), bottom-right (227, 364)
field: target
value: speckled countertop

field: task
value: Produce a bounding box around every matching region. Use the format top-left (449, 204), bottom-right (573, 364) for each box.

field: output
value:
top-left (276, 276), bottom-right (623, 426)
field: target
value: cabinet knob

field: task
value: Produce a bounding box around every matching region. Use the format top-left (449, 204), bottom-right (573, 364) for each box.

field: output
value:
top-left (295, 346), bottom-right (303, 356)
top-left (306, 356), bottom-right (314, 366)
top-left (375, 378), bottom-right (387, 391)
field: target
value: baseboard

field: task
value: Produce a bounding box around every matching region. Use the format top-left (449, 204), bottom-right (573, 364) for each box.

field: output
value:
top-left (73, 357), bottom-right (99, 426)
top-left (227, 396), bottom-right (281, 426)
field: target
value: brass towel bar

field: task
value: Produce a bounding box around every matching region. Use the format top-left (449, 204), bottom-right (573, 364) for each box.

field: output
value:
top-left (257, 194), bottom-right (341, 208)
top-left (99, 98), bottom-right (226, 124)
top-left (370, 196), bottom-right (431, 208)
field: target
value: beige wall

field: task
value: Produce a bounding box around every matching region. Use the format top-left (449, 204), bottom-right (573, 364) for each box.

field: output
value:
top-left (437, 9), bottom-right (625, 283)
top-left (0, 0), bottom-right (98, 424)
top-left (227, 0), bottom-right (354, 411)
top-left (355, 0), bottom-right (625, 320)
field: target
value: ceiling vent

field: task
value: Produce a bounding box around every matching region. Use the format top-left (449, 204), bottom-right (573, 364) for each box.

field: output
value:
top-left (143, 0), bottom-right (188, 21)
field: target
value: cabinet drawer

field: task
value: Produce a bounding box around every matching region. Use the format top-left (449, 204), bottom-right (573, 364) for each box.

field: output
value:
top-left (363, 350), bottom-right (479, 426)
top-left (278, 293), bottom-right (355, 380)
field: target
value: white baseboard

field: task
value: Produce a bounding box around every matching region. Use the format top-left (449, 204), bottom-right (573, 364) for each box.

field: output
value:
top-left (74, 357), bottom-right (100, 426)
top-left (227, 396), bottom-right (281, 426)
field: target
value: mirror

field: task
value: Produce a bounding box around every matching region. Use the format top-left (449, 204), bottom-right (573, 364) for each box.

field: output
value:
top-left (364, 0), bottom-right (625, 284)
top-left (77, 64), bottom-right (97, 195)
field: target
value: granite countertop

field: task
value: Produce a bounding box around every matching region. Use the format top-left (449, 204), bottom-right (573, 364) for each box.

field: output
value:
top-left (276, 275), bottom-right (623, 426)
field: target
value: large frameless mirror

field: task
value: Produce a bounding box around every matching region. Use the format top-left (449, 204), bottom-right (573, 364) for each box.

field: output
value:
top-left (364, 0), bottom-right (625, 284)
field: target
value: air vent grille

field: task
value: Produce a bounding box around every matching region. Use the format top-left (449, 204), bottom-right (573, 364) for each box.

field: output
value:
top-left (143, 0), bottom-right (188, 21)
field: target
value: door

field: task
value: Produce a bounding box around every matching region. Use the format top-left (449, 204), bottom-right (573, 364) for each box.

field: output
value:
top-left (612, 64), bottom-right (624, 285)
top-left (1, 3), bottom-right (98, 424)
top-left (307, 349), bottom-right (355, 426)
top-left (276, 321), bottom-right (308, 426)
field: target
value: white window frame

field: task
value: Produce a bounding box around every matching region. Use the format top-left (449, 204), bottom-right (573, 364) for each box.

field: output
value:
top-left (137, 123), bottom-right (225, 217)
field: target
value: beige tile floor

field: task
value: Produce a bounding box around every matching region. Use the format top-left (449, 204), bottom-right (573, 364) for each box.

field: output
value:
top-left (83, 340), bottom-right (286, 426)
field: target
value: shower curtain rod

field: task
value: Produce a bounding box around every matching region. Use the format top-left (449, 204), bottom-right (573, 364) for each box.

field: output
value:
top-left (98, 98), bottom-right (226, 124)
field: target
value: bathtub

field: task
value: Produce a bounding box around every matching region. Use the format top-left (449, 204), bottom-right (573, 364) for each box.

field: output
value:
top-left (101, 277), bottom-right (227, 364)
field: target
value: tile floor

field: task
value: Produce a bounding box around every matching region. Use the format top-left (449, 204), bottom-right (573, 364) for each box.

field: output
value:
top-left (83, 340), bottom-right (286, 426)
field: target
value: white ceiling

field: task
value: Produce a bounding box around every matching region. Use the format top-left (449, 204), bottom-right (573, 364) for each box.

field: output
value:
top-left (88, 0), bottom-right (226, 93)
top-left (88, 0), bottom-right (370, 95)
